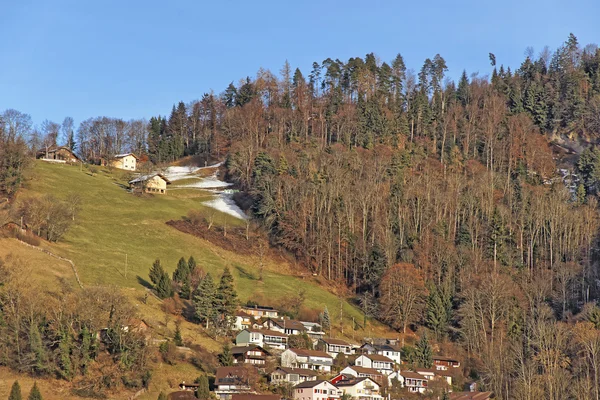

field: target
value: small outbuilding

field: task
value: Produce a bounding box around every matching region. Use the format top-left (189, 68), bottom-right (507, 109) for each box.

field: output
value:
top-left (36, 146), bottom-right (80, 163)
top-left (129, 173), bottom-right (171, 194)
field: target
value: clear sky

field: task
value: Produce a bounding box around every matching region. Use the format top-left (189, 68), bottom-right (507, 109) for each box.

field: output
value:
top-left (1, 0), bottom-right (599, 127)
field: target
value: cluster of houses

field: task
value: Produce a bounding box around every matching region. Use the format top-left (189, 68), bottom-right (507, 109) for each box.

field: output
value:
top-left (178, 304), bottom-right (492, 400)
top-left (36, 146), bottom-right (173, 195)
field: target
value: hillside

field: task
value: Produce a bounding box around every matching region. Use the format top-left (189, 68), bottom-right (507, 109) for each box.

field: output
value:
top-left (0, 160), bottom-right (396, 399)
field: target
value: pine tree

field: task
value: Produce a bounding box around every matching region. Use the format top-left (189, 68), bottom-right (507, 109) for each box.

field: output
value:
top-left (320, 306), bottom-right (331, 332)
top-left (58, 331), bottom-right (73, 380)
top-left (193, 273), bottom-right (217, 327)
top-left (27, 382), bottom-right (42, 400)
top-left (173, 257), bottom-right (191, 298)
top-left (174, 321), bottom-right (183, 346)
top-left (426, 285), bottom-right (452, 341)
top-left (9, 381), bottom-right (22, 400)
top-left (415, 333), bottom-right (433, 368)
top-left (195, 375), bottom-right (210, 399)
top-left (216, 267), bottom-right (237, 327)
top-left (157, 392), bottom-right (167, 400)
top-left (219, 343), bottom-right (234, 366)
top-left (156, 273), bottom-right (174, 299)
top-left (149, 259), bottom-right (165, 286)
top-left (188, 256), bottom-right (197, 273)
top-left (29, 322), bottom-right (46, 373)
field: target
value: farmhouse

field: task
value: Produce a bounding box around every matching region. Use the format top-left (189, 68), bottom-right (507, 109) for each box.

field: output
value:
top-left (235, 328), bottom-right (288, 350)
top-left (281, 348), bottom-right (333, 372)
top-left (231, 345), bottom-right (270, 366)
top-left (293, 380), bottom-right (340, 400)
top-left (111, 153), bottom-right (138, 171)
top-left (270, 367), bottom-right (319, 385)
top-left (318, 338), bottom-right (354, 358)
top-left (129, 173), bottom-right (171, 194)
top-left (334, 377), bottom-right (383, 400)
top-left (36, 146), bottom-right (79, 163)
top-left (214, 366), bottom-right (254, 400)
top-left (354, 354), bottom-right (394, 375)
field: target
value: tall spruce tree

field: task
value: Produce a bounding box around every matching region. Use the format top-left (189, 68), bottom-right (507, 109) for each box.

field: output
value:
top-left (216, 267), bottom-right (237, 328)
top-left (149, 259), bottom-right (165, 286)
top-left (156, 273), bottom-right (173, 299)
top-left (193, 273), bottom-right (217, 327)
top-left (9, 381), bottom-right (22, 400)
top-left (219, 343), bottom-right (234, 366)
top-left (195, 375), bottom-right (210, 399)
top-left (415, 333), bottom-right (433, 368)
top-left (27, 382), bottom-right (42, 400)
top-left (173, 257), bottom-right (191, 298)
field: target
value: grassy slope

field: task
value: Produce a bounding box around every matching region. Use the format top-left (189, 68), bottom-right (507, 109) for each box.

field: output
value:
top-left (0, 161), bottom-right (396, 399)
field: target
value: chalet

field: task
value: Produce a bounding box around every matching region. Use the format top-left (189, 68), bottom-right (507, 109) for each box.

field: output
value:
top-left (234, 311), bottom-right (254, 331)
top-left (449, 392), bottom-right (495, 400)
top-left (231, 395), bottom-right (282, 400)
top-left (241, 304), bottom-right (279, 319)
top-left (415, 367), bottom-right (453, 386)
top-left (263, 318), bottom-right (307, 336)
top-left (236, 328), bottom-right (288, 350)
top-left (354, 354), bottom-right (394, 375)
top-left (397, 371), bottom-right (428, 394)
top-left (293, 380), bottom-right (341, 400)
top-left (433, 355), bottom-right (461, 371)
top-left (334, 377), bottom-right (383, 400)
top-left (339, 366), bottom-right (385, 385)
top-left (281, 348), bottom-right (333, 372)
top-left (214, 366), bottom-right (254, 400)
top-left (319, 338), bottom-right (353, 358)
top-left (231, 345), bottom-right (270, 366)
top-left (359, 343), bottom-right (401, 365)
top-left (111, 153), bottom-right (138, 171)
top-left (36, 146), bottom-right (79, 163)
top-left (129, 173), bottom-right (171, 194)
top-left (271, 367), bottom-right (319, 385)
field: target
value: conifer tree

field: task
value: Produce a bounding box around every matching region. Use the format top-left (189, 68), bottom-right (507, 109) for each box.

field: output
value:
top-left (320, 306), bottom-right (331, 332)
top-left (415, 333), bottom-right (433, 368)
top-left (219, 343), bottom-right (234, 366)
top-left (156, 273), bottom-right (174, 299)
top-left (9, 381), bottom-right (22, 400)
top-left (58, 331), bottom-right (73, 380)
top-left (29, 322), bottom-right (46, 373)
top-left (195, 375), bottom-right (210, 399)
top-left (193, 273), bottom-right (217, 327)
top-left (174, 321), bottom-right (183, 346)
top-left (149, 259), bottom-right (165, 286)
top-left (157, 392), bottom-right (167, 400)
top-left (216, 267), bottom-right (237, 327)
top-left (188, 256), bottom-right (197, 273)
top-left (27, 382), bottom-right (42, 400)
top-left (173, 257), bottom-right (191, 298)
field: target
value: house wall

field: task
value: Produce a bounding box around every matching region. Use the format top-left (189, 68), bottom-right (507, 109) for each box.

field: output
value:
top-left (145, 176), bottom-right (168, 193)
top-left (112, 155), bottom-right (137, 171)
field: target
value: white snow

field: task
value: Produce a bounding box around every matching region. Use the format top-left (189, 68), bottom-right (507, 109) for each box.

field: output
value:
top-left (202, 193), bottom-right (247, 220)
top-left (177, 178), bottom-right (233, 189)
top-left (162, 166), bottom-right (201, 181)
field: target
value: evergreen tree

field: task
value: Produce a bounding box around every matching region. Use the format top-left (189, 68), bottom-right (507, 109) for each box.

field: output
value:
top-left (193, 273), bottom-right (217, 327)
top-left (188, 256), bottom-right (197, 273)
top-left (216, 267), bottom-right (237, 327)
top-left (425, 284), bottom-right (452, 341)
top-left (320, 306), bottom-right (331, 332)
top-left (27, 382), bottom-right (42, 400)
top-left (9, 381), bottom-right (22, 400)
top-left (195, 375), bottom-right (210, 399)
top-left (58, 331), bottom-right (73, 380)
top-left (149, 259), bottom-right (165, 286)
top-left (156, 273), bottom-right (174, 299)
top-left (415, 333), bottom-right (433, 368)
top-left (157, 392), bottom-right (167, 400)
top-left (28, 322), bottom-right (46, 373)
top-left (80, 326), bottom-right (94, 374)
top-left (219, 343), bottom-right (234, 366)
top-left (223, 83), bottom-right (237, 108)
top-left (173, 257), bottom-right (191, 298)
top-left (174, 321), bottom-right (183, 346)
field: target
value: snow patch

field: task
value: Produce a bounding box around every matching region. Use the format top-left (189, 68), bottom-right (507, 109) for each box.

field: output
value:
top-left (202, 193), bottom-right (247, 220)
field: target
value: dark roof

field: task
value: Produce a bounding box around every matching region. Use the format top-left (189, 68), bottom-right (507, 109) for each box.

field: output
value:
top-left (345, 366), bottom-right (383, 376)
top-left (449, 392), bottom-right (494, 400)
top-left (245, 328), bottom-right (288, 338)
top-left (236, 310), bottom-right (253, 318)
top-left (321, 338), bottom-right (351, 346)
top-left (114, 153), bottom-right (139, 159)
top-left (294, 380), bottom-right (330, 389)
top-left (242, 305), bottom-right (277, 311)
top-left (335, 377), bottom-right (378, 388)
top-left (288, 348), bottom-right (333, 358)
top-left (232, 395), bottom-right (281, 400)
top-left (168, 392), bottom-right (198, 400)
top-left (400, 371), bottom-right (427, 380)
top-left (215, 366), bottom-right (251, 384)
top-left (361, 354), bottom-right (393, 362)
top-left (128, 173), bottom-right (172, 184)
top-left (268, 319), bottom-right (307, 332)
top-left (433, 355), bottom-right (460, 363)
top-left (231, 345), bottom-right (269, 355)
top-left (273, 367), bottom-right (319, 376)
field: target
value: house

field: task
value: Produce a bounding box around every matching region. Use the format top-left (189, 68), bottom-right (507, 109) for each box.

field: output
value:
top-left (293, 380), bottom-right (340, 400)
top-left (281, 348), bottom-right (333, 372)
top-left (214, 366), bottom-right (254, 400)
top-left (179, 382), bottom-right (200, 391)
top-left (339, 366), bottom-right (385, 385)
top-left (129, 173), bottom-right (171, 194)
top-left (300, 322), bottom-right (326, 343)
top-left (271, 367), bottom-right (319, 385)
top-left (231, 345), bottom-right (270, 366)
top-left (449, 392), bottom-right (494, 400)
top-left (234, 311), bottom-right (254, 331)
top-left (263, 318), bottom-right (307, 336)
top-left (241, 304), bottom-right (279, 319)
top-left (231, 395), bottom-right (282, 400)
top-left (354, 354), bottom-right (394, 375)
top-left (414, 368), bottom-right (453, 386)
top-left (334, 377), bottom-right (383, 400)
top-left (236, 328), bottom-right (288, 350)
top-left (359, 343), bottom-right (401, 365)
top-left (170, 391), bottom-right (200, 400)
top-left (397, 371), bottom-right (428, 394)
top-left (433, 356), bottom-right (461, 371)
top-left (319, 338), bottom-right (354, 358)
top-left (36, 146), bottom-right (79, 163)
top-left (111, 153), bottom-right (138, 171)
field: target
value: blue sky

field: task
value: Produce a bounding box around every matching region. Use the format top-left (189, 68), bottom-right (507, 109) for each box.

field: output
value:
top-left (1, 0), bottom-right (599, 127)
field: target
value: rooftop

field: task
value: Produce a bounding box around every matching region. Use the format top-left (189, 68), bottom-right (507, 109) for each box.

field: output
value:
top-left (294, 380), bottom-right (331, 389)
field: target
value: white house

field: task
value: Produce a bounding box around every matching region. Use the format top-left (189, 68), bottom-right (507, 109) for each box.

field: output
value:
top-left (214, 366), bottom-right (254, 400)
top-left (334, 377), bottom-right (383, 400)
top-left (241, 305), bottom-right (279, 319)
top-left (281, 348), bottom-right (333, 372)
top-left (360, 343), bottom-right (401, 365)
top-left (318, 338), bottom-right (354, 358)
top-left (339, 366), bottom-right (385, 385)
top-left (414, 368), bottom-right (453, 386)
top-left (354, 354), bottom-right (394, 375)
top-left (234, 311), bottom-right (254, 331)
top-left (235, 328), bottom-right (288, 350)
top-left (294, 380), bottom-right (340, 400)
top-left (397, 371), bottom-right (428, 394)
top-left (263, 319), bottom-right (307, 336)
top-left (270, 367), bottom-right (318, 385)
top-left (112, 153), bottom-right (138, 171)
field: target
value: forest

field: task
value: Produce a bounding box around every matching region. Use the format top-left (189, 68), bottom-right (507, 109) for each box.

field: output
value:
top-left (2, 33), bottom-right (600, 399)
